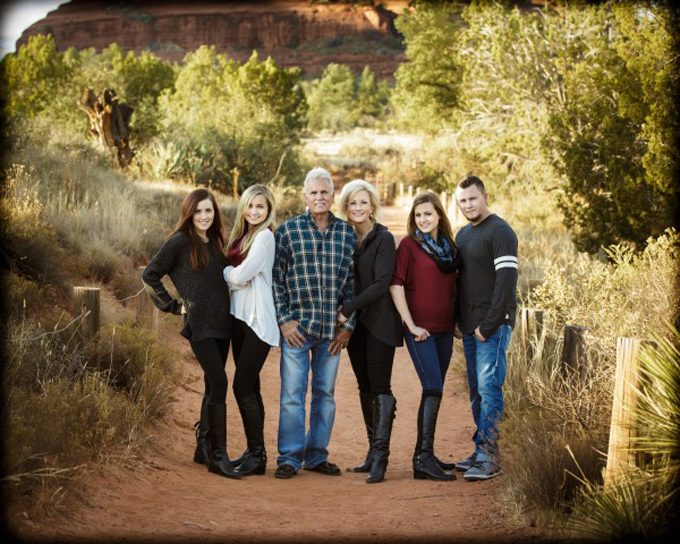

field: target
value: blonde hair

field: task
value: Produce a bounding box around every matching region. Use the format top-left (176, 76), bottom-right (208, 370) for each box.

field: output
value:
top-left (407, 191), bottom-right (454, 244)
top-left (338, 179), bottom-right (381, 224)
top-left (227, 184), bottom-right (276, 258)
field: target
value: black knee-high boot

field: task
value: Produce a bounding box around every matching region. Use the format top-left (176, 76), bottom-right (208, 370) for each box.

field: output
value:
top-left (234, 395), bottom-right (266, 476)
top-left (207, 403), bottom-right (241, 479)
top-left (367, 394), bottom-right (396, 484)
top-left (232, 390), bottom-right (265, 467)
top-left (349, 392), bottom-right (374, 472)
top-left (413, 393), bottom-right (456, 481)
top-left (193, 395), bottom-right (211, 465)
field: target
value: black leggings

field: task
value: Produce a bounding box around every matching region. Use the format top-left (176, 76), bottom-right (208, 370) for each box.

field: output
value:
top-left (346, 321), bottom-right (395, 396)
top-left (190, 337), bottom-right (230, 405)
top-left (231, 318), bottom-right (271, 401)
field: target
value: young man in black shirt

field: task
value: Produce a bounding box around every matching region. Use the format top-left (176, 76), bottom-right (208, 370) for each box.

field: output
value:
top-left (454, 175), bottom-right (518, 481)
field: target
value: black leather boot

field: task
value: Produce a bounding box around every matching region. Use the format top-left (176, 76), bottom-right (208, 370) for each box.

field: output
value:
top-left (193, 395), bottom-right (211, 465)
top-left (235, 395), bottom-right (266, 476)
top-left (232, 390), bottom-right (265, 468)
top-left (367, 394), bottom-right (396, 484)
top-left (207, 403), bottom-right (241, 479)
top-left (349, 391), bottom-right (374, 472)
top-left (413, 393), bottom-right (456, 481)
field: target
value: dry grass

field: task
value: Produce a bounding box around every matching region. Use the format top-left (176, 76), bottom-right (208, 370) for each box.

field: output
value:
top-left (498, 229), bottom-right (679, 531)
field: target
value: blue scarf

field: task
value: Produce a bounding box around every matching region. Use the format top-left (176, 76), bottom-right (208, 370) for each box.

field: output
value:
top-left (415, 229), bottom-right (459, 273)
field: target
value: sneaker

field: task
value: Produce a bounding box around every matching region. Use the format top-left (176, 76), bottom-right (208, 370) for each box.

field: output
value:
top-left (304, 461), bottom-right (341, 476)
top-left (454, 453), bottom-right (477, 472)
top-left (274, 464), bottom-right (297, 479)
top-left (463, 460), bottom-right (502, 481)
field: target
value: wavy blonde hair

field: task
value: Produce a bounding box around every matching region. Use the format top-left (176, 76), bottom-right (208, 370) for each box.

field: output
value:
top-left (227, 184), bottom-right (276, 258)
top-left (338, 179), bottom-right (381, 224)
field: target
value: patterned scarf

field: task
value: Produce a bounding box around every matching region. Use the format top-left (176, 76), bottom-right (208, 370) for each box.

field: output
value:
top-left (415, 229), bottom-right (459, 273)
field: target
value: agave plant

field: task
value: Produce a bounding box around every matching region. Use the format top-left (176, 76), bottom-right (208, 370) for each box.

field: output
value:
top-left (631, 327), bottom-right (680, 494)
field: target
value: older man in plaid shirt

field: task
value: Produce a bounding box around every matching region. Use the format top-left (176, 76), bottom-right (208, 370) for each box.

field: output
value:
top-left (273, 167), bottom-right (357, 479)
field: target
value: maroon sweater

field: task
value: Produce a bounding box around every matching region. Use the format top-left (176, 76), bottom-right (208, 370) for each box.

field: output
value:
top-left (390, 236), bottom-right (457, 333)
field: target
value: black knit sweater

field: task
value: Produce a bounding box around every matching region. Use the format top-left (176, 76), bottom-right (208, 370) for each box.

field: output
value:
top-left (142, 232), bottom-right (233, 341)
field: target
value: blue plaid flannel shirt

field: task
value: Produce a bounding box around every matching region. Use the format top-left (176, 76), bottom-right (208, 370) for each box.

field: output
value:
top-left (273, 211), bottom-right (357, 340)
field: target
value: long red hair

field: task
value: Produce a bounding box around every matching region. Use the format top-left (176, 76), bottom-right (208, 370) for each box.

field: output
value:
top-left (173, 188), bottom-right (226, 270)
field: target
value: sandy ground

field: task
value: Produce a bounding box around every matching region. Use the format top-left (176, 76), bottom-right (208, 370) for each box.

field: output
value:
top-left (18, 208), bottom-right (554, 543)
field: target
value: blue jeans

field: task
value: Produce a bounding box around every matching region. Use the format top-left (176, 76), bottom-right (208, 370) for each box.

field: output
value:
top-left (277, 331), bottom-right (341, 470)
top-left (404, 332), bottom-right (454, 392)
top-left (462, 325), bottom-right (512, 462)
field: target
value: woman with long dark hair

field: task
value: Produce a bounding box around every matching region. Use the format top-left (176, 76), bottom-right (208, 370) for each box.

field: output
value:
top-left (389, 191), bottom-right (461, 481)
top-left (223, 184), bottom-right (279, 476)
top-left (142, 188), bottom-right (240, 479)
top-left (337, 179), bottom-right (402, 484)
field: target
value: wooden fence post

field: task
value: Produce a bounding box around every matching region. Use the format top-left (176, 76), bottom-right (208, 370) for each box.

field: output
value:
top-left (73, 287), bottom-right (100, 344)
top-left (562, 325), bottom-right (588, 382)
top-left (520, 308), bottom-right (544, 360)
top-left (136, 266), bottom-right (159, 330)
top-left (73, 286), bottom-right (101, 367)
top-left (604, 338), bottom-right (650, 485)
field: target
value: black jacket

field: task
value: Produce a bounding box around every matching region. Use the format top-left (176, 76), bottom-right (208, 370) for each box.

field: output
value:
top-left (341, 223), bottom-right (403, 347)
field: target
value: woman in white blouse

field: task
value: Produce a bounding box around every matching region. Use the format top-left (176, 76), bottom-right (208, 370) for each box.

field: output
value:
top-left (223, 184), bottom-right (279, 476)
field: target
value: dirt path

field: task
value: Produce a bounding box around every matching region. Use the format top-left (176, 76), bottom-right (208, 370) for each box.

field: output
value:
top-left (32, 208), bottom-right (549, 543)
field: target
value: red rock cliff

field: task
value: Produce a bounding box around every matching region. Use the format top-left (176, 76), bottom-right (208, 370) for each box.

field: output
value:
top-left (17, 0), bottom-right (410, 78)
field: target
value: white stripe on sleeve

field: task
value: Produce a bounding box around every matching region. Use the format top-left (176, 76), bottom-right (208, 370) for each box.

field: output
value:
top-left (494, 255), bottom-right (518, 270)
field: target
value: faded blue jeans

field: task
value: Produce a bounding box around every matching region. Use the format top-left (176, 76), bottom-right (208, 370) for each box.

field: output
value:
top-left (462, 324), bottom-right (512, 462)
top-left (277, 331), bottom-right (341, 470)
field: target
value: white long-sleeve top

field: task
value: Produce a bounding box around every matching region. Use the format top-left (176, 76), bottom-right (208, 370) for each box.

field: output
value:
top-left (223, 229), bottom-right (280, 347)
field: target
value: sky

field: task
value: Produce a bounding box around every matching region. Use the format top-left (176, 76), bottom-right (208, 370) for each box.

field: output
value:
top-left (0, 0), bottom-right (63, 57)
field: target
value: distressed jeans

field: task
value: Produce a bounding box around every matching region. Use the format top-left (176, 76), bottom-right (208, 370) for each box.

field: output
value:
top-left (277, 331), bottom-right (341, 470)
top-left (462, 324), bottom-right (512, 462)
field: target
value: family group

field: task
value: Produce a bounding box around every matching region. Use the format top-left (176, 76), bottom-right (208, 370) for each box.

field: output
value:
top-left (142, 167), bottom-right (517, 485)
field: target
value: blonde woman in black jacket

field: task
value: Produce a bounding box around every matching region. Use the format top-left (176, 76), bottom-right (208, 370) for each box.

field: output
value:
top-left (338, 179), bottom-right (402, 484)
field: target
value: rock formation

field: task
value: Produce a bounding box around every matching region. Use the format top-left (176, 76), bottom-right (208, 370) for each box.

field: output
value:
top-left (16, 0), bottom-right (410, 79)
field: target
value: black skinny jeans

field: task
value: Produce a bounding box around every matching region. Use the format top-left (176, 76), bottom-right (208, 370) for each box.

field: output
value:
top-left (231, 317), bottom-right (271, 402)
top-left (346, 321), bottom-right (395, 396)
top-left (189, 337), bottom-right (230, 405)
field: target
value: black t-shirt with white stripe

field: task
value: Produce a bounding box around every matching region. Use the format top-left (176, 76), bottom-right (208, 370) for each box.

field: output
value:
top-left (455, 214), bottom-right (518, 338)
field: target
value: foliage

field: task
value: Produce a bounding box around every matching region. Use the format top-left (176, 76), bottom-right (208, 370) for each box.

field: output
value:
top-left (306, 63), bottom-right (357, 131)
top-left (392, 1), bottom-right (679, 252)
top-left (391, 1), bottom-right (464, 131)
top-left (152, 47), bottom-right (308, 191)
top-left (0, 34), bottom-right (74, 120)
top-left (531, 229), bottom-right (679, 345)
top-left (0, 37), bottom-right (177, 146)
top-left (544, 3), bottom-right (679, 253)
top-left (305, 63), bottom-right (391, 132)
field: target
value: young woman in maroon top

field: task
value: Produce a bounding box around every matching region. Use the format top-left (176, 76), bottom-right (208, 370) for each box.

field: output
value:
top-left (389, 191), bottom-right (461, 481)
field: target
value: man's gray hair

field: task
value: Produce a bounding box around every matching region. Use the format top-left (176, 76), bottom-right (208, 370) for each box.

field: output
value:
top-left (303, 167), bottom-right (334, 193)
